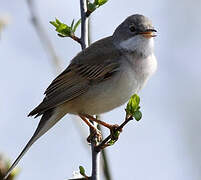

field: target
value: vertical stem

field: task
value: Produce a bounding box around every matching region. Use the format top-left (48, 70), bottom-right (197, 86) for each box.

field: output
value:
top-left (80, 1), bottom-right (100, 180)
top-left (102, 146), bottom-right (112, 180)
top-left (80, 0), bottom-right (89, 49)
top-left (91, 145), bottom-right (100, 180)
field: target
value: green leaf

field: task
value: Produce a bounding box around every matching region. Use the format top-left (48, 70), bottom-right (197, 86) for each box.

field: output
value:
top-left (134, 110), bottom-right (142, 121)
top-left (95, 0), bottom-right (99, 5)
top-left (126, 94), bottom-right (142, 121)
top-left (57, 33), bottom-right (66, 37)
top-left (108, 139), bottom-right (116, 146)
top-left (113, 130), bottom-right (120, 139)
top-left (88, 2), bottom-right (97, 12)
top-left (135, 94), bottom-right (140, 106)
top-left (50, 18), bottom-right (75, 37)
top-left (79, 166), bottom-right (85, 176)
top-left (126, 94), bottom-right (139, 115)
top-left (56, 23), bottom-right (66, 31)
top-left (72, 19), bottom-right (81, 33)
top-left (98, 0), bottom-right (108, 6)
top-left (55, 18), bottom-right (61, 25)
top-left (70, 19), bottom-right (75, 30)
top-left (50, 18), bottom-right (74, 37)
top-left (49, 21), bottom-right (57, 28)
top-left (58, 25), bottom-right (71, 35)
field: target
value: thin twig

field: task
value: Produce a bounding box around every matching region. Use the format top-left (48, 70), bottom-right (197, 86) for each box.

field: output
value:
top-left (71, 34), bottom-right (82, 44)
top-left (27, 0), bottom-right (62, 73)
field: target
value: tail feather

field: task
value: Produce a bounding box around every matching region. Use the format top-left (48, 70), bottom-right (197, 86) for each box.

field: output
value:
top-left (28, 102), bottom-right (46, 117)
top-left (4, 108), bottom-right (66, 179)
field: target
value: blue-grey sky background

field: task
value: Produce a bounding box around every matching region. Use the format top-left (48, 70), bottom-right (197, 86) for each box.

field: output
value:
top-left (1, 0), bottom-right (201, 180)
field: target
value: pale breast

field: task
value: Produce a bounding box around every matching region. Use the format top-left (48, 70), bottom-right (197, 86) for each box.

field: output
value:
top-left (131, 53), bottom-right (157, 91)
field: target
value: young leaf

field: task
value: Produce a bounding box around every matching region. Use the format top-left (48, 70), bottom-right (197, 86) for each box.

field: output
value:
top-left (50, 18), bottom-right (80, 38)
top-left (98, 0), bottom-right (108, 6)
top-left (79, 166), bottom-right (85, 176)
top-left (95, 0), bottom-right (99, 5)
top-left (108, 139), bottom-right (116, 146)
top-left (57, 34), bottom-right (66, 37)
top-left (49, 21), bottom-right (57, 28)
top-left (87, 2), bottom-right (97, 12)
top-left (55, 18), bottom-right (61, 25)
top-left (126, 94), bottom-right (138, 114)
top-left (134, 110), bottom-right (142, 121)
top-left (70, 19), bottom-right (75, 30)
top-left (50, 18), bottom-right (72, 37)
top-left (114, 130), bottom-right (120, 139)
top-left (126, 94), bottom-right (142, 121)
top-left (134, 94), bottom-right (140, 106)
top-left (72, 19), bottom-right (81, 33)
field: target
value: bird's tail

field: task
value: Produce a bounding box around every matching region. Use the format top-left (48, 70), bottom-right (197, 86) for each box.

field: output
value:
top-left (3, 108), bottom-right (66, 179)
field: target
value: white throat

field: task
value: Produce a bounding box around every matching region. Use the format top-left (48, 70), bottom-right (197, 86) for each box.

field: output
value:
top-left (118, 36), bottom-right (154, 57)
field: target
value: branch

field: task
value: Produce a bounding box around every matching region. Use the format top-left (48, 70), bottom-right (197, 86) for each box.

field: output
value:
top-left (97, 120), bottom-right (112, 180)
top-left (101, 141), bottom-right (112, 180)
top-left (27, 0), bottom-right (62, 73)
top-left (80, 1), bottom-right (100, 180)
top-left (80, 0), bottom-right (89, 49)
top-left (95, 115), bottom-right (133, 152)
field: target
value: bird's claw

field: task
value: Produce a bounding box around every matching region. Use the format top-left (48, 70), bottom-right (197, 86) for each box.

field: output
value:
top-left (87, 129), bottom-right (102, 143)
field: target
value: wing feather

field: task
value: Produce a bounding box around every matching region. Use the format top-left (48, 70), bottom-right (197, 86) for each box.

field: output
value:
top-left (29, 61), bottom-right (120, 117)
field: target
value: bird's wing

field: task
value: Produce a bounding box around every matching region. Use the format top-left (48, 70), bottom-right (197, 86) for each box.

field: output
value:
top-left (28, 61), bottom-right (120, 116)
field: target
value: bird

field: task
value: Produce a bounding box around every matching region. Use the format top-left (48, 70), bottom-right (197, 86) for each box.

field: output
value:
top-left (4, 14), bottom-right (157, 179)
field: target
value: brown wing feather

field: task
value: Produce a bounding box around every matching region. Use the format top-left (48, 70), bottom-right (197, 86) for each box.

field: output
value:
top-left (28, 62), bottom-right (119, 117)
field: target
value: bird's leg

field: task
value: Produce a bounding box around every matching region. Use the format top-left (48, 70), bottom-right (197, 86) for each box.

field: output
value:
top-left (82, 114), bottom-right (122, 140)
top-left (83, 114), bottom-right (120, 130)
top-left (79, 114), bottom-right (102, 143)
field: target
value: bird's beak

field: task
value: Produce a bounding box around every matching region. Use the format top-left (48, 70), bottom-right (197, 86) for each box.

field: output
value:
top-left (139, 29), bottom-right (157, 38)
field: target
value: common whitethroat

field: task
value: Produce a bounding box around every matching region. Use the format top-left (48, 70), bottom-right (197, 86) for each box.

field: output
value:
top-left (4, 14), bottom-right (157, 179)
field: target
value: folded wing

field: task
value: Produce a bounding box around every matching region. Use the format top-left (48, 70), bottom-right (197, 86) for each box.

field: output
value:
top-left (28, 61), bottom-right (119, 117)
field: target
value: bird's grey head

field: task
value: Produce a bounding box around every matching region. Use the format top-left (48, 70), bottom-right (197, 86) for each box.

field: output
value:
top-left (113, 14), bottom-right (157, 56)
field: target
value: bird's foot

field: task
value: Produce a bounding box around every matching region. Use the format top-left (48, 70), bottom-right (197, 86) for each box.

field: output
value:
top-left (87, 128), bottom-right (102, 143)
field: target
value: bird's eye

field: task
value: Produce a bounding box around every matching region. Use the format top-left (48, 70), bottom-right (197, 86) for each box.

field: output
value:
top-left (129, 24), bottom-right (136, 32)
